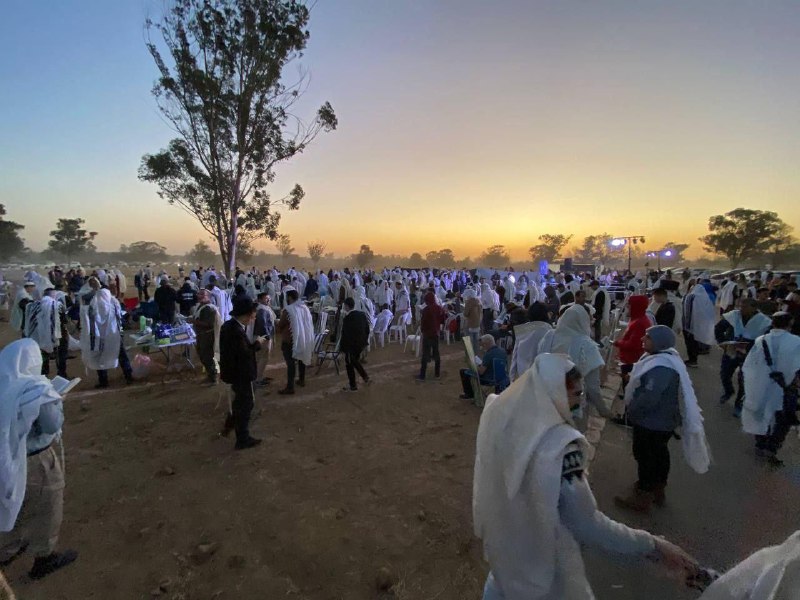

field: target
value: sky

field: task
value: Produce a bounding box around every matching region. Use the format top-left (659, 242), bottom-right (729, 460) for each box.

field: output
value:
top-left (1, 0), bottom-right (799, 261)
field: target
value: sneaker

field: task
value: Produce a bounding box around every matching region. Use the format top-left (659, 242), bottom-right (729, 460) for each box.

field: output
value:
top-left (29, 549), bottom-right (78, 580)
top-left (684, 360), bottom-right (698, 368)
top-left (235, 437), bottom-right (262, 451)
top-left (415, 375), bottom-right (425, 382)
top-left (342, 386), bottom-right (357, 392)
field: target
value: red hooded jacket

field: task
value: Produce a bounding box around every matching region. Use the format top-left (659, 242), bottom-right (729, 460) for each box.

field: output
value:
top-left (420, 292), bottom-right (447, 338)
top-left (614, 295), bottom-right (651, 364)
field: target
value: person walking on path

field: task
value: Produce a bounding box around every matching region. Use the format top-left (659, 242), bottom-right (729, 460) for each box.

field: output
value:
top-left (417, 292), bottom-right (447, 381)
top-left (339, 298), bottom-right (371, 391)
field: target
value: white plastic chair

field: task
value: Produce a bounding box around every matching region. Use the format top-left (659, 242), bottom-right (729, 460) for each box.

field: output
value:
top-left (373, 312), bottom-right (391, 348)
top-left (404, 327), bottom-right (422, 356)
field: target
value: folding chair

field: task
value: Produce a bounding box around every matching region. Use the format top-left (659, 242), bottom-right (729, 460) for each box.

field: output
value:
top-left (316, 310), bottom-right (329, 336)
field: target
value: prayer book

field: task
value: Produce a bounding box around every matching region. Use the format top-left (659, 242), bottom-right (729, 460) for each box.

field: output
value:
top-left (51, 376), bottom-right (82, 396)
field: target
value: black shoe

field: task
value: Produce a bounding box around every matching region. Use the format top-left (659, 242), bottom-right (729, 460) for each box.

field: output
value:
top-left (719, 393), bottom-right (732, 404)
top-left (29, 550), bottom-right (78, 580)
top-left (459, 394), bottom-right (473, 400)
top-left (235, 437), bottom-right (262, 450)
top-left (684, 360), bottom-right (698, 368)
top-left (610, 415), bottom-right (630, 426)
top-left (94, 382), bottom-right (109, 389)
top-left (296, 379), bottom-right (305, 388)
top-left (278, 388), bottom-right (294, 395)
top-left (125, 376), bottom-right (134, 385)
top-left (767, 455), bottom-right (784, 468)
top-left (342, 386), bottom-right (357, 392)
top-left (0, 542), bottom-right (28, 567)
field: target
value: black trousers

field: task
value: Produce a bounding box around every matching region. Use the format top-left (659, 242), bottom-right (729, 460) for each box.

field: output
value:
top-left (632, 425), bottom-right (673, 492)
top-left (593, 319), bottom-right (602, 344)
top-left (97, 337), bottom-right (133, 386)
top-left (40, 337), bottom-right (68, 379)
top-left (720, 352), bottom-right (746, 407)
top-left (419, 335), bottom-right (440, 379)
top-left (345, 350), bottom-right (369, 389)
top-left (282, 343), bottom-right (305, 390)
top-left (482, 308), bottom-right (494, 333)
top-left (459, 369), bottom-right (493, 399)
top-left (224, 382), bottom-right (254, 443)
top-left (755, 394), bottom-right (799, 454)
top-left (684, 330), bottom-right (700, 363)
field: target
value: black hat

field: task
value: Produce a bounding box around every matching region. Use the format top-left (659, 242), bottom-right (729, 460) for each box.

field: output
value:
top-left (230, 297), bottom-right (257, 317)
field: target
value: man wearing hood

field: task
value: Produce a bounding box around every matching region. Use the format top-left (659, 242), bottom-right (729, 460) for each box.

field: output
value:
top-left (614, 295), bottom-right (652, 388)
top-left (0, 340), bottom-right (78, 580)
top-left (615, 326), bottom-right (710, 512)
top-left (474, 353), bottom-right (699, 599)
top-left (417, 292), bottom-right (447, 381)
top-left (177, 278), bottom-right (197, 317)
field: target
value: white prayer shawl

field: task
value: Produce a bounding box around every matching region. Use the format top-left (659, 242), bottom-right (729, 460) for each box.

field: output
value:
top-left (97, 269), bottom-right (108, 286)
top-left (538, 306), bottom-right (604, 377)
top-left (81, 289), bottom-right (122, 371)
top-left (24, 272), bottom-right (49, 300)
top-left (114, 269), bottom-right (127, 294)
top-left (10, 288), bottom-right (32, 331)
top-left (285, 301), bottom-right (315, 365)
top-left (742, 330), bottom-right (800, 436)
top-left (474, 354), bottom-right (591, 600)
top-left (245, 276), bottom-right (257, 300)
top-left (24, 296), bottom-right (62, 354)
top-left (684, 284), bottom-right (717, 345)
top-left (718, 280), bottom-right (737, 309)
top-left (624, 349), bottom-right (711, 474)
top-left (509, 321), bottom-right (553, 381)
top-left (700, 530), bottom-right (800, 600)
top-left (0, 340), bottom-right (62, 532)
top-left (723, 310), bottom-right (772, 341)
top-left (395, 289), bottom-right (410, 312)
top-left (210, 286), bottom-right (232, 322)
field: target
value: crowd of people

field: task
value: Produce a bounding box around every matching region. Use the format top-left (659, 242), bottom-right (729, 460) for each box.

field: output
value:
top-left (1, 260), bottom-right (799, 596)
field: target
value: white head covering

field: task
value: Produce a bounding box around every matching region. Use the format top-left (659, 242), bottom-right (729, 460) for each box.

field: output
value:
top-left (0, 339), bottom-right (62, 531)
top-left (538, 306), bottom-right (604, 376)
top-left (474, 353), bottom-right (587, 599)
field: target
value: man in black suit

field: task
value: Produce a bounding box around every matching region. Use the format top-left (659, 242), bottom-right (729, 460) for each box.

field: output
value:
top-left (219, 297), bottom-right (265, 450)
top-left (339, 297), bottom-right (371, 391)
top-left (651, 288), bottom-right (676, 329)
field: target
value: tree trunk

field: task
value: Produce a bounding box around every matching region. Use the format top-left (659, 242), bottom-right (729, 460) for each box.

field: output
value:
top-left (227, 210), bottom-right (238, 280)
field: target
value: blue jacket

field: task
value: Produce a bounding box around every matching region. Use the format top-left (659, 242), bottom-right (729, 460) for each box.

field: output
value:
top-left (627, 365), bottom-right (680, 432)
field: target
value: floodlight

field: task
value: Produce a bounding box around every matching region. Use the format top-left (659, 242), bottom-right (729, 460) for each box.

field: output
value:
top-left (663, 250), bottom-right (673, 257)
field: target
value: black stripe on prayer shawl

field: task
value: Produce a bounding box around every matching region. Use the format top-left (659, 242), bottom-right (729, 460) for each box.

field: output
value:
top-left (561, 445), bottom-right (585, 483)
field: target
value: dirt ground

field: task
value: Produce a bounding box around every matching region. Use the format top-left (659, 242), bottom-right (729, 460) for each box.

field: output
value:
top-left (0, 308), bottom-right (489, 600)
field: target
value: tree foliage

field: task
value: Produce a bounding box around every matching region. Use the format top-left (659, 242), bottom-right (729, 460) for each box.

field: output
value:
top-left (307, 240), bottom-right (326, 264)
top-left (275, 234), bottom-right (294, 259)
top-left (700, 208), bottom-right (788, 268)
top-left (138, 0), bottom-right (337, 277)
top-left (572, 233), bottom-right (614, 264)
top-left (529, 234), bottom-right (572, 263)
top-left (119, 241), bottom-right (168, 263)
top-left (0, 204), bottom-right (26, 261)
top-left (354, 244), bottom-right (375, 268)
top-left (185, 239), bottom-right (218, 265)
top-left (407, 252), bottom-right (425, 268)
top-left (425, 248), bottom-right (456, 268)
top-left (48, 218), bottom-right (98, 263)
top-left (660, 241), bottom-right (690, 264)
top-left (478, 245), bottom-right (510, 266)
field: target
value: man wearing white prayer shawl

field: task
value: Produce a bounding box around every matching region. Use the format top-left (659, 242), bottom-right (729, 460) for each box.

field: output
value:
top-left (23, 292), bottom-right (63, 375)
top-left (208, 277), bottom-right (232, 323)
top-left (538, 305), bottom-right (613, 419)
top-left (682, 281), bottom-right (717, 368)
top-left (276, 289), bottom-right (314, 395)
top-left (509, 303), bottom-right (552, 381)
top-left (474, 353), bottom-right (699, 600)
top-left (715, 298), bottom-right (772, 415)
top-left (11, 282), bottom-right (36, 335)
top-left (0, 339), bottom-right (78, 580)
top-left (742, 312), bottom-right (800, 467)
top-left (698, 530), bottom-right (800, 599)
top-left (614, 326), bottom-right (710, 513)
top-left (81, 288), bottom-right (133, 388)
